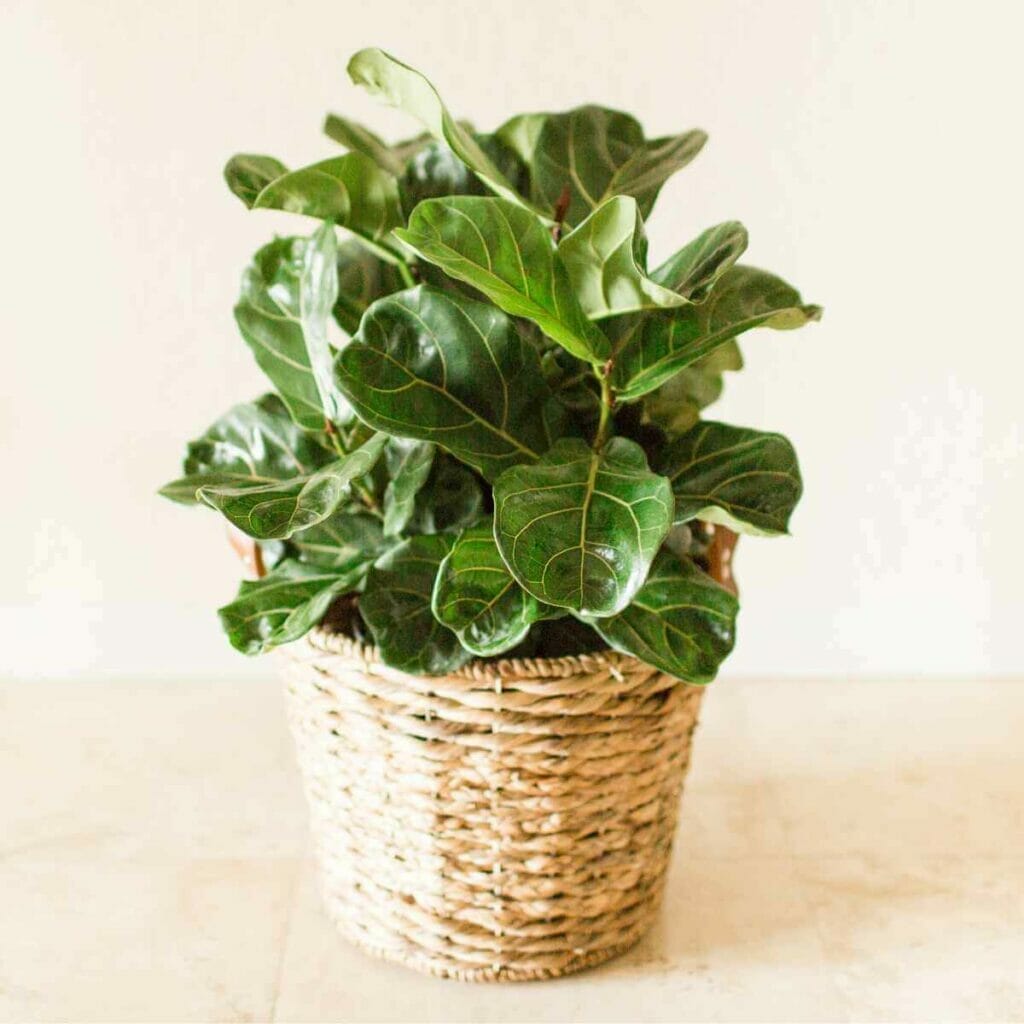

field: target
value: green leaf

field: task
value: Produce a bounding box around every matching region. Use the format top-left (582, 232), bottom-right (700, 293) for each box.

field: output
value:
top-left (493, 437), bottom-right (673, 616)
top-left (234, 237), bottom-right (330, 430)
top-left (557, 196), bottom-right (687, 319)
top-left (300, 222), bottom-right (350, 425)
top-left (395, 197), bottom-right (609, 365)
top-left (332, 239), bottom-right (404, 334)
top-left (222, 154), bottom-right (289, 207)
top-left (657, 420), bottom-right (802, 536)
top-left (588, 552), bottom-right (738, 683)
top-left (409, 455), bottom-right (485, 535)
top-left (347, 48), bottom-right (545, 218)
top-left (323, 113), bottom-right (429, 173)
top-left (218, 559), bottom-right (369, 655)
top-left (333, 285), bottom-right (568, 480)
top-left (432, 522), bottom-right (555, 656)
top-left (531, 106), bottom-right (707, 225)
top-left (382, 439), bottom-right (435, 535)
top-left (360, 533), bottom-right (471, 673)
top-left (159, 394), bottom-right (331, 505)
top-left (651, 221), bottom-right (749, 301)
top-left (495, 112), bottom-right (547, 166)
top-left (225, 152), bottom-right (402, 243)
top-left (198, 433), bottom-right (387, 539)
top-left (322, 114), bottom-right (403, 175)
top-left (610, 266), bottom-right (822, 401)
top-left (289, 507), bottom-right (386, 568)
top-left (642, 341), bottom-right (743, 436)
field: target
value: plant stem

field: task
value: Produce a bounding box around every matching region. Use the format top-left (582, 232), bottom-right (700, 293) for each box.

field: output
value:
top-left (397, 261), bottom-right (415, 289)
top-left (594, 363), bottom-right (615, 451)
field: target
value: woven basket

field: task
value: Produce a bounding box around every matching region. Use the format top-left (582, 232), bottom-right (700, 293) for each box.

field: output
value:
top-left (278, 624), bottom-right (706, 982)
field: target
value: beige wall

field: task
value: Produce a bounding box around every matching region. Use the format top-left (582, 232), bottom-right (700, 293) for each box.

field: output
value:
top-left (3, 0), bottom-right (1020, 680)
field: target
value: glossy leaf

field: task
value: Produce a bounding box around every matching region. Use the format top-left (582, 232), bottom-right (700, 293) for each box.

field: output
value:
top-left (223, 155), bottom-right (289, 207)
top-left (299, 221), bottom-right (350, 425)
top-left (159, 394), bottom-right (331, 505)
top-left (334, 285), bottom-right (567, 480)
top-left (234, 237), bottom-right (330, 430)
top-left (218, 559), bottom-right (369, 655)
top-left (359, 533), bottom-right (471, 673)
top-left (642, 342), bottom-right (743, 436)
top-left (651, 221), bottom-right (749, 301)
top-left (493, 437), bottom-right (673, 616)
top-left (432, 522), bottom-right (555, 656)
top-left (347, 48), bottom-right (545, 217)
top-left (198, 433), bottom-right (387, 539)
top-left (657, 420), bottom-right (802, 536)
top-left (395, 197), bottom-right (609, 365)
top-left (225, 151), bottom-right (402, 243)
top-left (332, 239), bottom-right (404, 334)
top-left (589, 552), bottom-right (738, 683)
top-left (531, 106), bottom-right (707, 225)
top-left (558, 196), bottom-right (686, 319)
top-left (610, 266), bottom-right (822, 401)
top-left (289, 507), bottom-right (386, 568)
top-left (383, 439), bottom-right (435, 535)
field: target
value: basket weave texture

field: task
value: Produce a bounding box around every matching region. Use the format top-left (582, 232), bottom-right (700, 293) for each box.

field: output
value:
top-left (279, 625), bottom-right (705, 982)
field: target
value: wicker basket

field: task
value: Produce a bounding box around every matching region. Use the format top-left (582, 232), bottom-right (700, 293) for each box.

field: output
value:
top-left (278, 625), bottom-right (706, 982)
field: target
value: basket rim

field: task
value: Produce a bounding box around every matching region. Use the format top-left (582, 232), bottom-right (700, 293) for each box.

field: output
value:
top-left (304, 622), bottom-right (653, 683)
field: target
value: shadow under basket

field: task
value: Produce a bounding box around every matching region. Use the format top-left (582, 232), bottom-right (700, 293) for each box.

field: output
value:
top-left (278, 621), bottom-right (706, 983)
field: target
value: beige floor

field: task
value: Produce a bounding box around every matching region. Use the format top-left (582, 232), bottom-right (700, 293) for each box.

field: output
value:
top-left (1, 676), bottom-right (1022, 1023)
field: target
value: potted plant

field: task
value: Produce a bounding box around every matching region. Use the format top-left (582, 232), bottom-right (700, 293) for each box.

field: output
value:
top-left (161, 48), bottom-right (820, 981)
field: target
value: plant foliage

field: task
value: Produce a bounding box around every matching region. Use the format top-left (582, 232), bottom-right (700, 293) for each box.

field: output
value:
top-left (162, 47), bottom-right (822, 683)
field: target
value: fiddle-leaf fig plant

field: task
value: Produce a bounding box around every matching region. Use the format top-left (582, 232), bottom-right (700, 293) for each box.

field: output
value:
top-left (161, 47), bottom-right (821, 683)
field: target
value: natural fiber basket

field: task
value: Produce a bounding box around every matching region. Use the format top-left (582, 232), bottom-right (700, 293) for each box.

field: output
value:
top-left (278, 623), bottom-right (706, 982)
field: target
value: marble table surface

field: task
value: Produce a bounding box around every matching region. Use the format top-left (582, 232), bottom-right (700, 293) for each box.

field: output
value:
top-left (2, 675), bottom-right (1022, 1023)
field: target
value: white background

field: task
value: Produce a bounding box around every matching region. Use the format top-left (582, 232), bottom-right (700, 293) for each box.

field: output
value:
top-left (2, 0), bottom-right (1020, 681)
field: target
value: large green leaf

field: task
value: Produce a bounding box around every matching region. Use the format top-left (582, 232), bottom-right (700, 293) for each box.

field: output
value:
top-left (657, 420), bottom-right (802, 536)
top-left (610, 266), bottom-right (822, 401)
top-left (218, 559), bottom-right (369, 655)
top-left (531, 106), bottom-right (707, 225)
top-left (432, 522), bottom-right (555, 656)
top-left (198, 433), bottom-right (387, 539)
top-left (651, 221), bottom-right (749, 301)
top-left (382, 439), bottom-right (435, 536)
top-left (332, 239), bottom-right (404, 334)
top-left (588, 552), bottom-right (738, 683)
top-left (557, 196), bottom-right (686, 319)
top-left (347, 48), bottom-right (545, 218)
top-left (334, 285), bottom-right (567, 480)
top-left (289, 507), bottom-right (386, 568)
top-left (642, 342), bottom-right (743, 436)
top-left (395, 197), bottom-right (609, 365)
top-left (234, 237), bottom-right (330, 430)
top-left (493, 437), bottom-right (673, 616)
top-left (299, 222), bottom-right (350, 425)
top-left (159, 394), bottom-right (331, 505)
top-left (224, 152), bottom-right (402, 244)
top-left (359, 533), bottom-right (471, 673)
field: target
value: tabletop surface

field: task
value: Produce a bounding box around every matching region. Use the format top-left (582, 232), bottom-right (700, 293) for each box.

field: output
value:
top-left (2, 675), bottom-right (1022, 1023)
